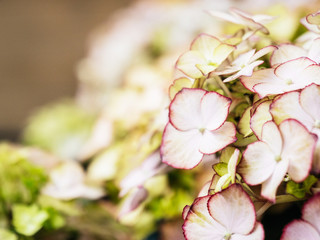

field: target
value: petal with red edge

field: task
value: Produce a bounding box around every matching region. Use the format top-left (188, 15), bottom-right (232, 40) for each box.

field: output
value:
top-left (169, 88), bottom-right (205, 131)
top-left (199, 122), bottom-right (237, 154)
top-left (208, 184), bottom-right (256, 235)
top-left (232, 222), bottom-right (264, 240)
top-left (201, 91), bottom-right (231, 131)
top-left (177, 50), bottom-right (206, 78)
top-left (261, 121), bottom-right (282, 157)
top-left (240, 141), bottom-right (276, 185)
top-left (300, 84), bottom-right (320, 123)
top-left (240, 69), bottom-right (277, 93)
top-left (270, 44), bottom-right (306, 67)
top-left (271, 91), bottom-right (313, 128)
top-left (281, 220), bottom-right (320, 240)
top-left (183, 196), bottom-right (225, 240)
top-left (250, 100), bottom-right (272, 140)
top-left (302, 193), bottom-right (320, 233)
top-left (161, 123), bottom-right (203, 169)
top-left (261, 157), bottom-right (289, 202)
top-left (280, 119), bottom-right (317, 182)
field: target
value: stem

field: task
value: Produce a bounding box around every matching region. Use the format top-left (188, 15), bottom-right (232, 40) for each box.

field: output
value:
top-left (256, 202), bottom-right (272, 219)
top-left (214, 75), bottom-right (232, 98)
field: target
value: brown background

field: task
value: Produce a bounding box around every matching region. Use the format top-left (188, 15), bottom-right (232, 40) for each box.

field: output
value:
top-left (0, 0), bottom-right (130, 140)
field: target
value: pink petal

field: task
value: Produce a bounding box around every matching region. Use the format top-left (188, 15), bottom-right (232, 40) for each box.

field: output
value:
top-left (200, 91), bottom-right (231, 131)
top-left (270, 44), bottom-right (306, 67)
top-left (261, 157), bottom-right (289, 202)
top-left (271, 91), bottom-right (314, 129)
top-left (240, 141), bottom-right (276, 185)
top-left (208, 184), bottom-right (256, 235)
top-left (300, 84), bottom-right (320, 124)
top-left (160, 123), bottom-right (203, 169)
top-left (261, 121), bottom-right (282, 157)
top-left (232, 222), bottom-right (264, 240)
top-left (169, 88), bottom-right (205, 131)
top-left (250, 100), bottom-right (272, 140)
top-left (281, 220), bottom-right (320, 240)
top-left (280, 119), bottom-right (317, 182)
top-left (302, 193), bottom-right (320, 233)
top-left (199, 122), bottom-right (237, 154)
top-left (183, 196), bottom-right (225, 240)
top-left (182, 205), bottom-right (191, 220)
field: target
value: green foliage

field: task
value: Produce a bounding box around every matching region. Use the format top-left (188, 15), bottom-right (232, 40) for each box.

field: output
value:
top-left (286, 175), bottom-right (318, 198)
top-left (12, 204), bottom-right (49, 236)
top-left (0, 229), bottom-right (18, 240)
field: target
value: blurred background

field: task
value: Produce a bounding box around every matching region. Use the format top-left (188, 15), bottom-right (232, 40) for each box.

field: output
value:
top-left (0, 0), bottom-right (130, 141)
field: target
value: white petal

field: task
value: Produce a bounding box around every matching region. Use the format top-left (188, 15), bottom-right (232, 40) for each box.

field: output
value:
top-left (240, 69), bottom-right (278, 93)
top-left (300, 84), bottom-right (320, 124)
top-left (233, 50), bottom-right (256, 67)
top-left (199, 122), bottom-right (237, 154)
top-left (191, 34), bottom-right (220, 59)
top-left (250, 100), bottom-right (272, 140)
top-left (280, 119), bottom-right (316, 182)
top-left (201, 91), bottom-right (231, 131)
top-left (176, 50), bottom-right (206, 78)
top-left (261, 157), bottom-right (289, 202)
top-left (308, 38), bottom-right (320, 63)
top-left (251, 45), bottom-right (277, 63)
top-left (270, 44), bottom-right (306, 67)
top-left (302, 193), bottom-right (320, 233)
top-left (169, 88), bottom-right (205, 131)
top-left (231, 222), bottom-right (264, 240)
top-left (271, 91), bottom-right (314, 129)
top-left (281, 220), bottom-right (320, 240)
top-left (208, 184), bottom-right (256, 235)
top-left (183, 196), bottom-right (225, 240)
top-left (208, 10), bottom-right (240, 24)
top-left (240, 141), bottom-right (276, 185)
top-left (261, 121), bottom-right (282, 157)
top-left (224, 60), bottom-right (263, 83)
top-left (274, 57), bottom-right (320, 87)
top-left (160, 123), bottom-right (203, 169)
top-left (253, 81), bottom-right (286, 98)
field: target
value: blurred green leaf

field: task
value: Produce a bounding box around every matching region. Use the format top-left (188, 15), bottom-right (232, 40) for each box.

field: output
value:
top-left (13, 204), bottom-right (49, 236)
top-left (286, 175), bottom-right (318, 198)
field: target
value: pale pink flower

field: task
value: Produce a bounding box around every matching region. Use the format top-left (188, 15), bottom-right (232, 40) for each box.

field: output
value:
top-left (240, 57), bottom-right (320, 98)
top-left (270, 84), bottom-right (320, 173)
top-left (160, 88), bottom-right (237, 169)
top-left (183, 184), bottom-right (264, 240)
top-left (239, 120), bottom-right (317, 202)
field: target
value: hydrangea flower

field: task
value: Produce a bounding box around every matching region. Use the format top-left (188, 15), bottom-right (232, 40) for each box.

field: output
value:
top-left (239, 120), bottom-right (317, 202)
top-left (270, 84), bottom-right (320, 173)
top-left (182, 184), bottom-right (264, 240)
top-left (240, 57), bottom-right (320, 98)
top-left (160, 88), bottom-right (237, 169)
top-left (176, 34), bottom-right (235, 79)
top-left (281, 193), bottom-right (320, 240)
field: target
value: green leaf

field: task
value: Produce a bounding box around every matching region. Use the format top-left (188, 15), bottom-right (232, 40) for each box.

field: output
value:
top-left (213, 162), bottom-right (228, 176)
top-left (0, 229), bottom-right (18, 240)
top-left (12, 204), bottom-right (49, 236)
top-left (286, 175), bottom-right (318, 199)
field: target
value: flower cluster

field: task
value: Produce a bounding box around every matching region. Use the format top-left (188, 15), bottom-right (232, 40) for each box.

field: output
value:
top-left (160, 8), bottom-right (320, 239)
